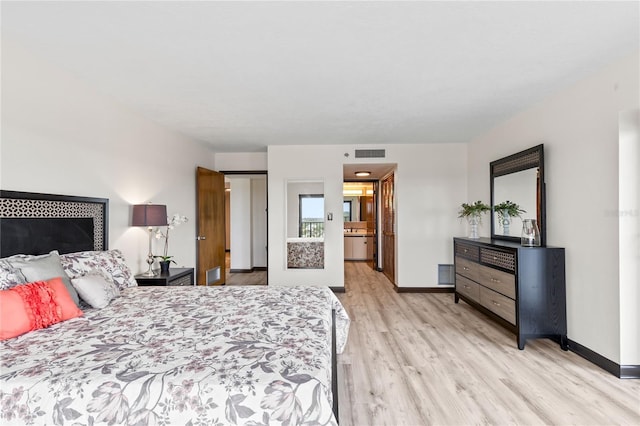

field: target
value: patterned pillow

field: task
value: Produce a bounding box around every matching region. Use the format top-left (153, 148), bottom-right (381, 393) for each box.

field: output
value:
top-left (71, 270), bottom-right (120, 309)
top-left (60, 250), bottom-right (137, 291)
top-left (0, 260), bottom-right (28, 290)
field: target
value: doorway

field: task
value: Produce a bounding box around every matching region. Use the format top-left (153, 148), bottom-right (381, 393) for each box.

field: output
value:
top-left (343, 163), bottom-right (396, 274)
top-left (343, 181), bottom-right (377, 268)
top-left (223, 171), bottom-right (268, 285)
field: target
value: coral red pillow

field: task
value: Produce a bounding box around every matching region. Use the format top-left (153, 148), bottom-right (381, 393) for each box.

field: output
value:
top-left (0, 277), bottom-right (83, 340)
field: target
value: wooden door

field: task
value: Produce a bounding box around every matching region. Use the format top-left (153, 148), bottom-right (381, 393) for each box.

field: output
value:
top-left (360, 195), bottom-right (374, 226)
top-left (196, 167), bottom-right (226, 285)
top-left (362, 184), bottom-right (378, 269)
top-left (381, 174), bottom-right (395, 284)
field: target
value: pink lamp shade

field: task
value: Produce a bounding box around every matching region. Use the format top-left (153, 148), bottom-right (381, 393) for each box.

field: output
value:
top-left (131, 204), bottom-right (168, 227)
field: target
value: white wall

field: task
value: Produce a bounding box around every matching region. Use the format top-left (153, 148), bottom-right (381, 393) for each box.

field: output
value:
top-left (618, 108), bottom-right (639, 366)
top-left (268, 143), bottom-right (467, 288)
top-left (215, 152), bottom-right (267, 171)
top-left (0, 39), bottom-right (216, 273)
top-left (468, 52), bottom-right (640, 365)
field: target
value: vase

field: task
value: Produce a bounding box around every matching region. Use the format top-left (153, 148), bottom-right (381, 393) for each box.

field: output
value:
top-left (159, 260), bottom-right (171, 274)
top-left (467, 215), bottom-right (480, 239)
top-left (521, 219), bottom-right (541, 246)
top-left (501, 211), bottom-right (511, 235)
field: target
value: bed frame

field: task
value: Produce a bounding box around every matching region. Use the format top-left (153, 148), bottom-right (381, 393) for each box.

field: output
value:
top-left (0, 190), bottom-right (108, 257)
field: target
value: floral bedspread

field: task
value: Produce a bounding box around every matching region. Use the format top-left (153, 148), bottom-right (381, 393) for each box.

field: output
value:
top-left (0, 285), bottom-right (350, 426)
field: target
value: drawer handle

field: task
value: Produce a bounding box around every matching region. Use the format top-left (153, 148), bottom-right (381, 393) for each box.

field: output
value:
top-left (463, 285), bottom-right (470, 289)
top-left (463, 267), bottom-right (469, 271)
top-left (492, 300), bottom-right (501, 307)
top-left (490, 277), bottom-right (500, 283)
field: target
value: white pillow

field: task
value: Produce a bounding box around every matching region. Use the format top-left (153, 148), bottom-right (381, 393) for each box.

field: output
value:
top-left (71, 271), bottom-right (120, 309)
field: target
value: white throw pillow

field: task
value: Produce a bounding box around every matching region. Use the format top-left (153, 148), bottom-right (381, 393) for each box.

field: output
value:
top-left (71, 271), bottom-right (120, 309)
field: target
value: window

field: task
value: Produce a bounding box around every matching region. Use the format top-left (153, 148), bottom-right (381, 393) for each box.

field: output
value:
top-left (343, 201), bottom-right (352, 222)
top-left (299, 195), bottom-right (324, 237)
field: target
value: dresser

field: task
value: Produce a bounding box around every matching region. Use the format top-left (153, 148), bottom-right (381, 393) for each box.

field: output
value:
top-left (135, 267), bottom-right (194, 286)
top-left (454, 237), bottom-right (567, 350)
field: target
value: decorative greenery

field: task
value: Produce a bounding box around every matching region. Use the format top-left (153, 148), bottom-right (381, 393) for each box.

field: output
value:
top-left (458, 201), bottom-right (491, 219)
top-left (153, 255), bottom-right (177, 264)
top-left (154, 213), bottom-right (188, 264)
top-left (493, 200), bottom-right (526, 222)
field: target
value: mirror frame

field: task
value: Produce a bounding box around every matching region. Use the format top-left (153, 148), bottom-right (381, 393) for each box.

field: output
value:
top-left (490, 144), bottom-right (546, 246)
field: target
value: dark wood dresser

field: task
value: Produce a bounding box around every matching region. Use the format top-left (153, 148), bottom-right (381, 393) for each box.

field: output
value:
top-left (454, 237), bottom-right (567, 350)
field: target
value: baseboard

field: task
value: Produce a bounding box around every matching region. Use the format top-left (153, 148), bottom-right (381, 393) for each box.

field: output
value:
top-left (620, 365), bottom-right (640, 379)
top-left (394, 286), bottom-right (455, 293)
top-left (330, 287), bottom-right (346, 293)
top-left (567, 339), bottom-right (640, 379)
top-left (229, 267), bottom-right (268, 273)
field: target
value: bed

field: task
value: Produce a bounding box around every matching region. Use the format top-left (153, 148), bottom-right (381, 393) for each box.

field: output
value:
top-left (0, 191), bottom-right (349, 425)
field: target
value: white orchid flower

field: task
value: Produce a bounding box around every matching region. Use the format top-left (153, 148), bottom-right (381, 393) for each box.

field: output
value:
top-left (155, 213), bottom-right (188, 258)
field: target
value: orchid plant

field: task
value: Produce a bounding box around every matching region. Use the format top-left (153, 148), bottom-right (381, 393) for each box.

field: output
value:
top-left (154, 213), bottom-right (188, 264)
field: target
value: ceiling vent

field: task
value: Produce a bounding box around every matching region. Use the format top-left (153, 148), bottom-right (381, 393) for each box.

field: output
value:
top-left (355, 149), bottom-right (386, 158)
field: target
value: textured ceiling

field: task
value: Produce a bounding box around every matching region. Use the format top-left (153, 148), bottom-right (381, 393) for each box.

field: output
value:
top-left (2, 1), bottom-right (638, 152)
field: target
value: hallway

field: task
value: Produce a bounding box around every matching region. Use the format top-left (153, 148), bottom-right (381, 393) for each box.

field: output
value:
top-left (225, 252), bottom-right (267, 285)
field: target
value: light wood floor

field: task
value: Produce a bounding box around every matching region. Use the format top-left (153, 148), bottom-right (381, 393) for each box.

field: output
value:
top-left (225, 252), bottom-right (267, 285)
top-left (336, 261), bottom-right (640, 426)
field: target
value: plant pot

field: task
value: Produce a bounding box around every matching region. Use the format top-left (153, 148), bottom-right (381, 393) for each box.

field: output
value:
top-left (467, 215), bottom-right (480, 239)
top-left (159, 260), bottom-right (171, 274)
top-left (500, 210), bottom-right (511, 235)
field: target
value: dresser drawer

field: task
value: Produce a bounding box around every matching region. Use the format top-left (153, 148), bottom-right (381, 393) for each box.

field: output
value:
top-left (456, 274), bottom-right (480, 301)
top-left (477, 263), bottom-right (515, 299)
top-left (480, 247), bottom-right (516, 272)
top-left (455, 242), bottom-right (480, 261)
top-left (479, 286), bottom-right (516, 325)
top-left (455, 256), bottom-right (482, 282)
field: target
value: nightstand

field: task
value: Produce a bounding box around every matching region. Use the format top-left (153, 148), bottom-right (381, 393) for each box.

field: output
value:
top-left (135, 268), bottom-right (194, 286)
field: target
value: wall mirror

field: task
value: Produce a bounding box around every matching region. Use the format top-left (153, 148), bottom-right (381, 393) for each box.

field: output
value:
top-left (490, 144), bottom-right (546, 245)
top-left (343, 182), bottom-right (374, 223)
top-left (286, 180), bottom-right (325, 269)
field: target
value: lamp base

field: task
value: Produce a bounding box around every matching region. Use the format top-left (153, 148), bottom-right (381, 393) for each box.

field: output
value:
top-left (141, 269), bottom-right (157, 277)
top-left (142, 244), bottom-right (156, 276)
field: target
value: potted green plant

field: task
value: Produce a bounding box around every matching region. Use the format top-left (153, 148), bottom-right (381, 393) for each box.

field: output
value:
top-left (153, 255), bottom-right (176, 274)
top-left (154, 213), bottom-right (188, 273)
top-left (458, 201), bottom-right (490, 238)
top-left (493, 200), bottom-right (525, 235)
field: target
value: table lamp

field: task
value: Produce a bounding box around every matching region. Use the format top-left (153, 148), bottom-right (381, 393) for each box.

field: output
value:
top-left (132, 204), bottom-right (168, 276)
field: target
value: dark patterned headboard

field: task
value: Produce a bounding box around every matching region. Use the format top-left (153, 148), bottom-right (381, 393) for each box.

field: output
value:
top-left (0, 190), bottom-right (109, 257)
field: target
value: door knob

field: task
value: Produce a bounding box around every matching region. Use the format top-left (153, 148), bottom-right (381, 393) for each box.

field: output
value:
top-left (197, 236), bottom-right (206, 240)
